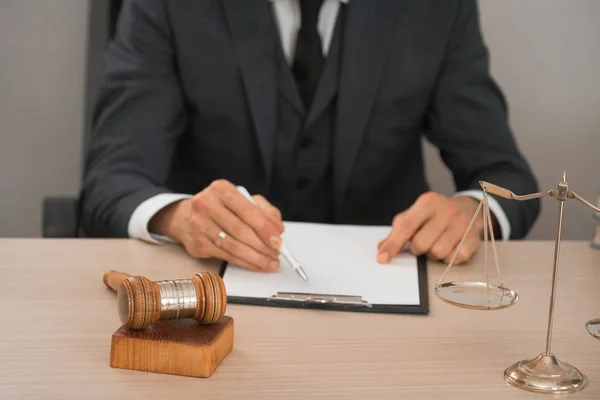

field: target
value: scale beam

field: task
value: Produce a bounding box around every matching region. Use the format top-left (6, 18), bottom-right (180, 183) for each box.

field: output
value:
top-left (479, 181), bottom-right (556, 201)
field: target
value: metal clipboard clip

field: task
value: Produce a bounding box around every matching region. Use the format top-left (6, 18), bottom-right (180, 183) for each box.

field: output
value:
top-left (268, 292), bottom-right (372, 308)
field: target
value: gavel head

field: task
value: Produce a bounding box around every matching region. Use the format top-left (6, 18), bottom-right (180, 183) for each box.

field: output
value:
top-left (116, 272), bottom-right (227, 329)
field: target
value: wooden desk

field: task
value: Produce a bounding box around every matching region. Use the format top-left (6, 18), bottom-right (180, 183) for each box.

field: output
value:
top-left (0, 239), bottom-right (599, 399)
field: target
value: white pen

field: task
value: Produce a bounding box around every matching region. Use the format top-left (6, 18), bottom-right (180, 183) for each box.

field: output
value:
top-left (236, 186), bottom-right (308, 281)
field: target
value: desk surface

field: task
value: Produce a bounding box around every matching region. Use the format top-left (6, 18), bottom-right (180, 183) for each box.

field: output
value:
top-left (1, 239), bottom-right (599, 399)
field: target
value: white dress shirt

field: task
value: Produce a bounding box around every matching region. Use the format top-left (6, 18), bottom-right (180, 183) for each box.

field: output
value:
top-left (127, 0), bottom-right (511, 243)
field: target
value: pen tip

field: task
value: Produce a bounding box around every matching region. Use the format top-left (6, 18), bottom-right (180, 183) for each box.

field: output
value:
top-left (296, 267), bottom-right (308, 281)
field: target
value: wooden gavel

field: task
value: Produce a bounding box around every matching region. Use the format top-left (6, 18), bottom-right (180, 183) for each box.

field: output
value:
top-left (103, 270), bottom-right (227, 329)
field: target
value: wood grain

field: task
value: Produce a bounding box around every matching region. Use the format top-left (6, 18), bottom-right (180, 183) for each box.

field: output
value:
top-left (118, 276), bottom-right (161, 329)
top-left (191, 273), bottom-right (206, 322)
top-left (110, 317), bottom-right (234, 378)
top-left (1, 239), bottom-right (600, 399)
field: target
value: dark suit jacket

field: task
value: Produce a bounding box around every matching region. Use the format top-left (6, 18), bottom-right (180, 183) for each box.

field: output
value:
top-left (80, 0), bottom-right (540, 239)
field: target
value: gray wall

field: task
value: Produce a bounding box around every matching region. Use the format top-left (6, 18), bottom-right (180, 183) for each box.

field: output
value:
top-left (0, 0), bottom-right (90, 237)
top-left (425, 0), bottom-right (600, 240)
top-left (0, 0), bottom-right (598, 239)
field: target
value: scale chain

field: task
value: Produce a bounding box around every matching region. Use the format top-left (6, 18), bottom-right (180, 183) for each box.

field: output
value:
top-left (486, 196), bottom-right (503, 286)
top-left (436, 197), bottom-right (484, 286)
top-left (436, 191), bottom-right (504, 297)
top-left (483, 194), bottom-right (490, 307)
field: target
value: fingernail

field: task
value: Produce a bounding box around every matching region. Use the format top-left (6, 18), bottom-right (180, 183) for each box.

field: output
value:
top-left (269, 260), bottom-right (280, 271)
top-left (270, 236), bottom-right (282, 248)
top-left (377, 252), bottom-right (390, 264)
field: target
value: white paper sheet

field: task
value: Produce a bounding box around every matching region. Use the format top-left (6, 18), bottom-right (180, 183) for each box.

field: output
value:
top-left (222, 221), bottom-right (421, 305)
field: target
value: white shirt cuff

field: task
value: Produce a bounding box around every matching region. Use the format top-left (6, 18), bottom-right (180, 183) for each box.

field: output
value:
top-left (127, 193), bottom-right (193, 244)
top-left (454, 190), bottom-right (511, 240)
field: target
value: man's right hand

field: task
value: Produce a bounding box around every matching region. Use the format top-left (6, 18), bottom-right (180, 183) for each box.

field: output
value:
top-left (149, 180), bottom-right (284, 272)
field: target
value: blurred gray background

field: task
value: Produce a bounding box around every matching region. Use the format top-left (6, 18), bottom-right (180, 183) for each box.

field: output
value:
top-left (0, 0), bottom-right (598, 239)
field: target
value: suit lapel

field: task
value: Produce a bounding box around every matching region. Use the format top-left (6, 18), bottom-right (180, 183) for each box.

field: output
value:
top-left (334, 0), bottom-right (397, 211)
top-left (222, 0), bottom-right (278, 185)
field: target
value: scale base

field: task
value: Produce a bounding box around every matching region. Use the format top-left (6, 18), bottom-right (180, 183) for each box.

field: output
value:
top-left (504, 353), bottom-right (587, 394)
top-left (585, 318), bottom-right (600, 339)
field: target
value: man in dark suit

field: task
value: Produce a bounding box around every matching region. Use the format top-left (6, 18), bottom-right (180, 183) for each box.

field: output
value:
top-left (80, 0), bottom-right (540, 272)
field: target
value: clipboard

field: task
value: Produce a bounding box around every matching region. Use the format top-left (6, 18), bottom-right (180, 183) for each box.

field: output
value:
top-left (219, 255), bottom-right (428, 314)
top-left (218, 222), bottom-right (429, 315)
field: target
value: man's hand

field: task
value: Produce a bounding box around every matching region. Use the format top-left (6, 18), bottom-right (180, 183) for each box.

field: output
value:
top-left (149, 180), bottom-right (284, 272)
top-left (377, 192), bottom-right (485, 265)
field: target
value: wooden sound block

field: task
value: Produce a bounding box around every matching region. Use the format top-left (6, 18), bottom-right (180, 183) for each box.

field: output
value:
top-left (110, 316), bottom-right (234, 378)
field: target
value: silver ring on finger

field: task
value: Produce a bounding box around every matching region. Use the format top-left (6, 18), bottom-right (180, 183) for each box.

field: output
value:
top-left (215, 231), bottom-right (227, 248)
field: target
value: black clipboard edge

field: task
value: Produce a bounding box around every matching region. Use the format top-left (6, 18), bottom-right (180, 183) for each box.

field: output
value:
top-left (219, 255), bottom-right (429, 315)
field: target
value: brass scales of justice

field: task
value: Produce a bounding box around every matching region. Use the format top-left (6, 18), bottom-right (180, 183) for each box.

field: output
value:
top-left (435, 172), bottom-right (600, 395)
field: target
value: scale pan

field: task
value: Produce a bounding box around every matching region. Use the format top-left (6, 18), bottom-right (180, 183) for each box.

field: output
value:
top-left (585, 318), bottom-right (600, 340)
top-left (435, 281), bottom-right (518, 310)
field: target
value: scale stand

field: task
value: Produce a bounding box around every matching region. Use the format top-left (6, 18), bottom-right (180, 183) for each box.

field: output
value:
top-left (436, 172), bottom-right (600, 395)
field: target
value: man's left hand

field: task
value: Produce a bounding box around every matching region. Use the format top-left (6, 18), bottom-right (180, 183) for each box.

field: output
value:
top-left (377, 192), bottom-right (485, 265)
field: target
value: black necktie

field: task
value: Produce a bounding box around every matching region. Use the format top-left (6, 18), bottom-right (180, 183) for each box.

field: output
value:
top-left (292, 0), bottom-right (325, 109)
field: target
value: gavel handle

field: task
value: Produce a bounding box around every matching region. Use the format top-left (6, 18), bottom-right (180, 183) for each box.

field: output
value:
top-left (103, 270), bottom-right (133, 292)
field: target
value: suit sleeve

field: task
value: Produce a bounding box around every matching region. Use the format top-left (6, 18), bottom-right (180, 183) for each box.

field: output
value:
top-left (79, 0), bottom-right (186, 237)
top-left (424, 0), bottom-right (540, 239)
